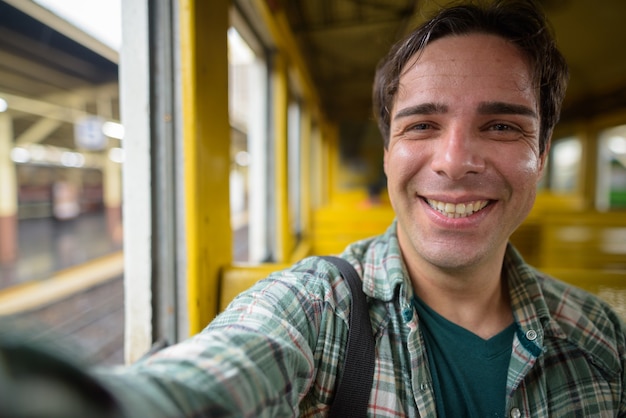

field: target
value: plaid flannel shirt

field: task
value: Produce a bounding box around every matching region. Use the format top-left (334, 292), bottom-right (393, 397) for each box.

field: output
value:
top-left (101, 221), bottom-right (626, 417)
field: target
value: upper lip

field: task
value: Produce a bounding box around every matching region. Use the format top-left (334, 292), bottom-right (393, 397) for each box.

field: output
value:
top-left (420, 194), bottom-right (493, 204)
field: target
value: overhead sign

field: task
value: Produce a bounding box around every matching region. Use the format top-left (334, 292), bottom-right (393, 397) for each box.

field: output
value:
top-left (74, 115), bottom-right (106, 150)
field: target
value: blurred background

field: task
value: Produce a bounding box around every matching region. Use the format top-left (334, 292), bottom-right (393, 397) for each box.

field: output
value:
top-left (0, 0), bottom-right (624, 365)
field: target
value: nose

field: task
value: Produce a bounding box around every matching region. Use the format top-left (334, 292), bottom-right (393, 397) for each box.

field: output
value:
top-left (430, 127), bottom-right (486, 179)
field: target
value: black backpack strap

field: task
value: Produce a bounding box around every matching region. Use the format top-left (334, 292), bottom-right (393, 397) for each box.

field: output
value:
top-left (321, 256), bottom-right (375, 418)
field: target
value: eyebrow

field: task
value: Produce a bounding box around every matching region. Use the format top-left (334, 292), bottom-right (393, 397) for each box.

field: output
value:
top-left (478, 101), bottom-right (537, 118)
top-left (393, 101), bottom-right (538, 120)
top-left (393, 103), bottom-right (448, 120)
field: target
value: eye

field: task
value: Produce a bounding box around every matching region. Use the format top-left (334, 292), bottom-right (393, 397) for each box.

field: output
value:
top-left (490, 123), bottom-right (515, 131)
top-left (482, 121), bottom-right (528, 142)
top-left (408, 122), bottom-right (432, 131)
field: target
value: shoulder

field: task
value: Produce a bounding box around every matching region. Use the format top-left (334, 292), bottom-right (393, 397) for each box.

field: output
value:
top-left (537, 270), bottom-right (625, 333)
top-left (536, 270), bottom-right (626, 371)
top-left (224, 256), bottom-right (359, 324)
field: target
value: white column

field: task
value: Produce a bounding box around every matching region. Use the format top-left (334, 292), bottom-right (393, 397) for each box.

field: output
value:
top-left (120, 0), bottom-right (152, 363)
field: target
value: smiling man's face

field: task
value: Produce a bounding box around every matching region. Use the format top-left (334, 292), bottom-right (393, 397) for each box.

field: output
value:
top-left (384, 33), bottom-right (546, 274)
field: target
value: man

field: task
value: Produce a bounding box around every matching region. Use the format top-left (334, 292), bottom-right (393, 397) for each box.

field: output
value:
top-left (3, 0), bottom-right (625, 417)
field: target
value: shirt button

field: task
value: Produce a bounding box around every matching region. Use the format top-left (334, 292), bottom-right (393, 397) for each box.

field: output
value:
top-left (419, 383), bottom-right (428, 391)
top-left (402, 307), bottom-right (413, 322)
top-left (510, 407), bottom-right (521, 418)
top-left (525, 329), bottom-right (538, 341)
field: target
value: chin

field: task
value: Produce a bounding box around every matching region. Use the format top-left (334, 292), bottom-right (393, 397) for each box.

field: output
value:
top-left (416, 235), bottom-right (499, 272)
top-left (425, 251), bottom-right (483, 271)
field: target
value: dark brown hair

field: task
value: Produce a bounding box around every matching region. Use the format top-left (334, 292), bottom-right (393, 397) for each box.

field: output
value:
top-left (373, 0), bottom-right (569, 154)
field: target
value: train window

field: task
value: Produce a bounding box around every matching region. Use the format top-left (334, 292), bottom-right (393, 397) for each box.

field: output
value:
top-left (546, 136), bottom-right (582, 194)
top-left (597, 125), bottom-right (626, 211)
top-left (227, 26), bottom-right (270, 262)
top-left (0, 0), bottom-right (124, 364)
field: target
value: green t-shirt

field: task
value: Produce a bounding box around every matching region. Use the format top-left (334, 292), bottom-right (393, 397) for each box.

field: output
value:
top-left (413, 296), bottom-right (516, 418)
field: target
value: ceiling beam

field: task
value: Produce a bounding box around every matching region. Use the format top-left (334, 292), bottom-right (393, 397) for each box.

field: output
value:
top-left (0, 27), bottom-right (114, 81)
top-left (15, 116), bottom-right (63, 146)
top-left (0, 90), bottom-right (120, 124)
top-left (2, 0), bottom-right (118, 64)
top-left (0, 49), bottom-right (94, 90)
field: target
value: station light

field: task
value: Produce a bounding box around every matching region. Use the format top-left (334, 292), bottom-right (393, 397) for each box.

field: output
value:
top-left (608, 136), bottom-right (626, 155)
top-left (9, 144), bottom-right (99, 168)
top-left (10, 147), bottom-right (30, 163)
top-left (61, 151), bottom-right (85, 167)
top-left (108, 147), bottom-right (124, 163)
top-left (235, 150), bottom-right (250, 166)
top-left (102, 121), bottom-right (124, 140)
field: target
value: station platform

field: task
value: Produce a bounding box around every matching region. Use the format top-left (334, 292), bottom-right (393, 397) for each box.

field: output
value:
top-left (0, 212), bottom-right (125, 365)
top-left (0, 211), bottom-right (123, 289)
top-left (0, 210), bottom-right (249, 365)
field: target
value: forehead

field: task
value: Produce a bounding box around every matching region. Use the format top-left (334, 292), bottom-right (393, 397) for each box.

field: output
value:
top-left (395, 33), bottom-right (537, 109)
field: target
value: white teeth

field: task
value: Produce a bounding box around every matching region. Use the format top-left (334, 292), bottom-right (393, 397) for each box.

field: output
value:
top-left (426, 199), bottom-right (488, 218)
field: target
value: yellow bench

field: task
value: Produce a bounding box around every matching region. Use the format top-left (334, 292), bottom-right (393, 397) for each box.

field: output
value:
top-left (512, 211), bottom-right (626, 271)
top-left (219, 265), bottom-right (626, 320)
top-left (219, 263), bottom-right (290, 311)
top-left (311, 205), bottom-right (395, 255)
top-left (220, 201), bottom-right (626, 318)
top-left (539, 212), bottom-right (626, 270)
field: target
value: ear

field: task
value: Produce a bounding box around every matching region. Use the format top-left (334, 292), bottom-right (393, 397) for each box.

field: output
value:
top-left (383, 148), bottom-right (390, 176)
top-left (538, 141), bottom-right (551, 173)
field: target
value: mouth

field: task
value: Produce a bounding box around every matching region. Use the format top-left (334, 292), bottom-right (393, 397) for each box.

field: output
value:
top-left (425, 198), bottom-right (490, 219)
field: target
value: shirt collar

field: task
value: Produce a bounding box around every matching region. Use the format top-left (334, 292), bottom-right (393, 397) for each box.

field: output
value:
top-left (344, 219), bottom-right (409, 302)
top-left (504, 244), bottom-right (554, 335)
top-left (349, 224), bottom-right (557, 334)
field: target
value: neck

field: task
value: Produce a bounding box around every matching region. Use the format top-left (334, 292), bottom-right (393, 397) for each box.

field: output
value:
top-left (409, 259), bottom-right (513, 340)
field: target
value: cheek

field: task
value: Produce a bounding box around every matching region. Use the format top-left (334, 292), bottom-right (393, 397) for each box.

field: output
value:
top-left (386, 144), bottom-right (427, 182)
top-left (521, 149), bottom-right (545, 178)
top-left (506, 149), bottom-right (545, 193)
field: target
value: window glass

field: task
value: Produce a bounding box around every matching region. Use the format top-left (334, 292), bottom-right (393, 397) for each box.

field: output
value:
top-left (597, 125), bottom-right (626, 211)
top-left (547, 136), bottom-right (582, 193)
top-left (288, 99), bottom-right (302, 240)
top-left (227, 26), bottom-right (269, 262)
top-left (2, 0), bottom-right (123, 365)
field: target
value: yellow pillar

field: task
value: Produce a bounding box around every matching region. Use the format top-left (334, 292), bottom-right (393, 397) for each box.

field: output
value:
top-left (310, 123), bottom-right (324, 209)
top-left (580, 126), bottom-right (598, 211)
top-left (273, 54), bottom-right (290, 262)
top-left (325, 123), bottom-right (339, 205)
top-left (180, 0), bottom-right (232, 332)
top-left (0, 113), bottom-right (17, 264)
